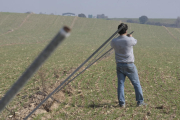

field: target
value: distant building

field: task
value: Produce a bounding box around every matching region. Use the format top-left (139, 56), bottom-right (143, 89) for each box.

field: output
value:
top-left (62, 13), bottom-right (75, 16)
top-left (97, 14), bottom-right (108, 19)
top-left (88, 14), bottom-right (93, 18)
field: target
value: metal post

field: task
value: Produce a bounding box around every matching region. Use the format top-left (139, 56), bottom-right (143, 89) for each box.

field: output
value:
top-left (0, 26), bottom-right (71, 113)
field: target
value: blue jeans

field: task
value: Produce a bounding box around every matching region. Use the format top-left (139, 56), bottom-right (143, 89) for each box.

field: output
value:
top-left (116, 63), bottom-right (144, 105)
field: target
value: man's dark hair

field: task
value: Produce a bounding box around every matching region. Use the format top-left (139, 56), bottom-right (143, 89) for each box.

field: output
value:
top-left (118, 23), bottom-right (128, 35)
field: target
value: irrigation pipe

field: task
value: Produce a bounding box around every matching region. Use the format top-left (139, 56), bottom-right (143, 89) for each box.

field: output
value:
top-left (0, 26), bottom-right (71, 113)
top-left (24, 25), bottom-right (125, 119)
top-left (55, 47), bottom-right (113, 94)
top-left (52, 32), bottom-right (117, 97)
top-left (89, 33), bottom-right (118, 64)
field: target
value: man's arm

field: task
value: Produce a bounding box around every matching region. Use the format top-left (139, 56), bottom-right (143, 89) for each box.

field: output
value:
top-left (129, 35), bottom-right (137, 46)
top-left (127, 31), bottom-right (137, 45)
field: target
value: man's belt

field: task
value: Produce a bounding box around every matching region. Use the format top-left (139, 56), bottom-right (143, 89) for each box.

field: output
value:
top-left (117, 62), bottom-right (133, 64)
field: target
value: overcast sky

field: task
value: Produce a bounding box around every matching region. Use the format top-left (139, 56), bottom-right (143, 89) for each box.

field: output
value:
top-left (0, 0), bottom-right (180, 18)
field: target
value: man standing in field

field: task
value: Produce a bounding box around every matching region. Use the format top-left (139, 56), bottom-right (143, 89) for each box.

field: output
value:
top-left (111, 23), bottom-right (146, 107)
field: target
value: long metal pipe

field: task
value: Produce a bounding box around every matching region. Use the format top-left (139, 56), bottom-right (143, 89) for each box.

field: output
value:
top-left (0, 26), bottom-right (71, 113)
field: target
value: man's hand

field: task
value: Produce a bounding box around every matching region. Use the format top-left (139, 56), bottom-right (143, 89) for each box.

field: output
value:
top-left (127, 34), bottom-right (132, 37)
top-left (127, 31), bottom-right (134, 37)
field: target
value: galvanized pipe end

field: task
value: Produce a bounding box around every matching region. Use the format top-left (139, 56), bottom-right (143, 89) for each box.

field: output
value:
top-left (59, 26), bottom-right (71, 37)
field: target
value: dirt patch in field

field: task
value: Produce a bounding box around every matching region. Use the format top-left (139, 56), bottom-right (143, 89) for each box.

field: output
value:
top-left (7, 79), bottom-right (75, 120)
top-left (6, 57), bottom-right (114, 119)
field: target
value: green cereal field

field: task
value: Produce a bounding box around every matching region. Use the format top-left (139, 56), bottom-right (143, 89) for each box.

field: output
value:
top-left (0, 12), bottom-right (180, 120)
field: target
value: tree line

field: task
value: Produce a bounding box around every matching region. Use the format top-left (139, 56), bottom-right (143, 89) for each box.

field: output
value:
top-left (127, 16), bottom-right (180, 28)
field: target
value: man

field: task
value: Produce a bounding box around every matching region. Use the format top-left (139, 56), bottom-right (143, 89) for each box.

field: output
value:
top-left (111, 23), bottom-right (146, 107)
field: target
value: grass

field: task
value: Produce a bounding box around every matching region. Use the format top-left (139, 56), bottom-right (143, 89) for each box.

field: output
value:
top-left (0, 12), bottom-right (180, 119)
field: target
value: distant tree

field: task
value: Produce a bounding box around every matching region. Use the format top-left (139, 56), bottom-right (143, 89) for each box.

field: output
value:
top-left (26, 11), bottom-right (33, 14)
top-left (139, 15), bottom-right (148, 24)
top-left (126, 19), bottom-right (134, 23)
top-left (78, 13), bottom-right (86, 18)
top-left (146, 21), bottom-right (154, 25)
top-left (126, 19), bottom-right (139, 23)
top-left (175, 17), bottom-right (180, 28)
top-left (154, 22), bottom-right (162, 26)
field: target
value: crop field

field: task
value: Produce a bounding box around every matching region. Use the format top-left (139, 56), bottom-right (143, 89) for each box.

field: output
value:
top-left (0, 12), bottom-right (180, 119)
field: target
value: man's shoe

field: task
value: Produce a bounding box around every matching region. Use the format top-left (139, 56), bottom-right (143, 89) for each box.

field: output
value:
top-left (137, 102), bottom-right (147, 107)
top-left (120, 104), bottom-right (125, 108)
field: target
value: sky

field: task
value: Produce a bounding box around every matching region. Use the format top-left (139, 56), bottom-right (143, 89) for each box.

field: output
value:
top-left (0, 0), bottom-right (180, 18)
